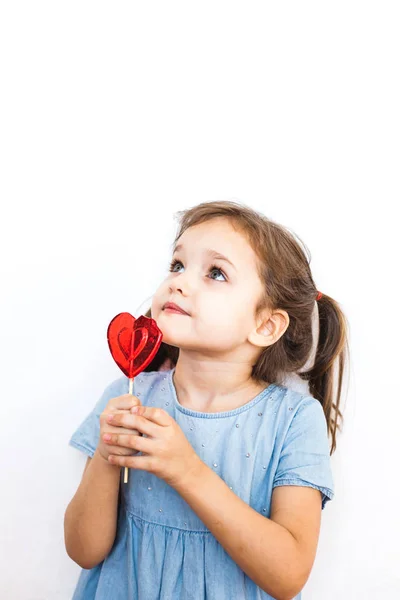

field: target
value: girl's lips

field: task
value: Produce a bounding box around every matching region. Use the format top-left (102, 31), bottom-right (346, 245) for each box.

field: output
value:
top-left (163, 301), bottom-right (190, 315)
top-left (163, 307), bottom-right (189, 315)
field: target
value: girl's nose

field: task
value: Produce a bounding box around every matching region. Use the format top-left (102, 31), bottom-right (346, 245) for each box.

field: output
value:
top-left (169, 281), bottom-right (185, 295)
top-left (169, 271), bottom-right (194, 296)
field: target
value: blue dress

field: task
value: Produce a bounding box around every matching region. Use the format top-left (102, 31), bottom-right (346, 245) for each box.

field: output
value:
top-left (68, 367), bottom-right (334, 600)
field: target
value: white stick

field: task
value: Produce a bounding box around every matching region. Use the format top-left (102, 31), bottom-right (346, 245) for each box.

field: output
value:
top-left (124, 377), bottom-right (134, 483)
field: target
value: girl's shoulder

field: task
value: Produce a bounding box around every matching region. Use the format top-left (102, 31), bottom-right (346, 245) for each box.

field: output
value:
top-left (272, 381), bottom-right (329, 443)
top-left (273, 380), bottom-right (317, 409)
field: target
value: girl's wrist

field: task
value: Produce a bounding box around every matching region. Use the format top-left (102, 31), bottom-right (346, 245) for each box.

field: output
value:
top-left (93, 448), bottom-right (121, 473)
top-left (173, 455), bottom-right (207, 494)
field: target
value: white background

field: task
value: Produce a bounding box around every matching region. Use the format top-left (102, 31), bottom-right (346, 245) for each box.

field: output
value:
top-left (1, 1), bottom-right (399, 598)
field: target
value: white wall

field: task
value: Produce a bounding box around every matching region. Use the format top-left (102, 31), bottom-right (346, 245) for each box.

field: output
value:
top-left (1, 2), bottom-right (399, 598)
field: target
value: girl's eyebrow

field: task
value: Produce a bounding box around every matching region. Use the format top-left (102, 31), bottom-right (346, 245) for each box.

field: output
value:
top-left (173, 243), bottom-right (237, 272)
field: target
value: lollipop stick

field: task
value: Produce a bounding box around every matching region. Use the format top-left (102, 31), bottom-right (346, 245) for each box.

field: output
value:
top-left (124, 467), bottom-right (129, 483)
top-left (107, 313), bottom-right (163, 484)
top-left (124, 377), bottom-right (134, 483)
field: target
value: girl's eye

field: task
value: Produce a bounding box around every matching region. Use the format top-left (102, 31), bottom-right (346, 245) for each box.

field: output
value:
top-left (168, 259), bottom-right (227, 282)
top-left (209, 266), bottom-right (226, 281)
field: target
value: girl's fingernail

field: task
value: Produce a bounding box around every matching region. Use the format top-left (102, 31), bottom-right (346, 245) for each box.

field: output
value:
top-left (131, 407), bottom-right (139, 414)
top-left (104, 434), bottom-right (111, 441)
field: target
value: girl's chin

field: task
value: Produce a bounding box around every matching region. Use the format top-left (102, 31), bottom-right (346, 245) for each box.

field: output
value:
top-left (160, 330), bottom-right (194, 350)
top-left (158, 312), bottom-right (190, 325)
top-left (160, 332), bottom-right (183, 346)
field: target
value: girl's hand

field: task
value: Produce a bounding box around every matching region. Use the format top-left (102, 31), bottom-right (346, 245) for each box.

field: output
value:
top-left (103, 406), bottom-right (203, 489)
top-left (97, 394), bottom-right (142, 463)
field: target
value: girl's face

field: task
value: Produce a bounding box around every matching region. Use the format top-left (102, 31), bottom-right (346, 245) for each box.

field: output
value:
top-left (151, 217), bottom-right (266, 356)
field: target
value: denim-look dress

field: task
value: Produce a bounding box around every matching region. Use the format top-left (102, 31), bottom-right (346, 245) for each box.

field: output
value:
top-left (68, 367), bottom-right (334, 600)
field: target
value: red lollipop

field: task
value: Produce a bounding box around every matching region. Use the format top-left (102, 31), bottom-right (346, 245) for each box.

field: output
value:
top-left (107, 312), bottom-right (163, 483)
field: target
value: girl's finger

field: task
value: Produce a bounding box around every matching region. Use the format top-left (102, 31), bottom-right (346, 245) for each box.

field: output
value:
top-left (101, 409), bottom-right (141, 430)
top-left (104, 432), bottom-right (153, 454)
top-left (106, 413), bottom-right (160, 436)
top-left (103, 424), bottom-right (142, 436)
top-left (111, 395), bottom-right (141, 410)
top-left (131, 406), bottom-right (171, 427)
top-left (105, 444), bottom-right (138, 457)
top-left (108, 453), bottom-right (154, 472)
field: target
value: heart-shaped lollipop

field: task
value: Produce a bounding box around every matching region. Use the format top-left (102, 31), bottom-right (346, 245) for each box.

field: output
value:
top-left (107, 313), bottom-right (163, 379)
top-left (107, 312), bottom-right (163, 483)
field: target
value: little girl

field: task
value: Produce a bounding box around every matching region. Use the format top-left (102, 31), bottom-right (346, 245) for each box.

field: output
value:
top-left (65, 200), bottom-right (349, 600)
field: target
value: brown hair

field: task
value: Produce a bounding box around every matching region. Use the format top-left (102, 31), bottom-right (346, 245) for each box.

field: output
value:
top-left (143, 200), bottom-right (350, 455)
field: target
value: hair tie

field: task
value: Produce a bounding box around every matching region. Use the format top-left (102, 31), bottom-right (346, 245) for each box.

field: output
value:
top-left (316, 291), bottom-right (323, 301)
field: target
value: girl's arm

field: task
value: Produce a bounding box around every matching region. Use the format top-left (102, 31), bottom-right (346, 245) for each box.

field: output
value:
top-left (174, 464), bottom-right (322, 600)
top-left (64, 448), bottom-right (121, 569)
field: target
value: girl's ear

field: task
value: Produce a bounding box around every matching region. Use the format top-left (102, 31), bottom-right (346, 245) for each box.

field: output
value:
top-left (248, 309), bottom-right (289, 349)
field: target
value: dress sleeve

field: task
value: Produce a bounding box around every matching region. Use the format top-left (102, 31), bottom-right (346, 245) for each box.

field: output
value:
top-left (272, 397), bottom-right (335, 510)
top-left (68, 376), bottom-right (128, 458)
